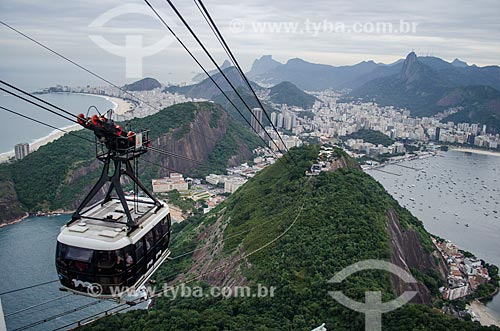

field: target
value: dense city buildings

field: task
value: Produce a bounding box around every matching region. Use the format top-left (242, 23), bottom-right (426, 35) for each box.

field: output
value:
top-left (305, 91), bottom-right (500, 150)
top-left (42, 85), bottom-right (197, 120)
top-left (35, 85), bottom-right (499, 166)
top-left (432, 237), bottom-right (491, 300)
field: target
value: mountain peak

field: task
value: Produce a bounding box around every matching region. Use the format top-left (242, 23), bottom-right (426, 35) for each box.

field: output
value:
top-left (406, 51), bottom-right (417, 61)
top-left (286, 58), bottom-right (307, 65)
top-left (269, 81), bottom-right (318, 108)
top-left (260, 55), bottom-right (274, 60)
top-left (354, 60), bottom-right (379, 68)
top-left (191, 60), bottom-right (232, 83)
top-left (248, 55), bottom-right (281, 78)
top-left (400, 51), bottom-right (419, 80)
top-left (452, 58), bottom-right (468, 67)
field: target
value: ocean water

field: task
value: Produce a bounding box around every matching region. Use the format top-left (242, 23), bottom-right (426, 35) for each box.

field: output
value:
top-left (367, 150), bottom-right (500, 319)
top-left (0, 215), bottom-right (118, 331)
top-left (0, 93), bottom-right (114, 154)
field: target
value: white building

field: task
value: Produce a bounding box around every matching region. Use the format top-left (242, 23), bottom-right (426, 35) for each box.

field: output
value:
top-left (443, 284), bottom-right (469, 300)
top-left (284, 113), bottom-right (292, 130)
top-left (14, 143), bottom-right (30, 160)
top-left (152, 173), bottom-right (188, 193)
top-left (269, 135), bottom-right (302, 152)
top-left (277, 113), bottom-right (284, 128)
top-left (270, 112), bottom-right (277, 127)
top-left (206, 174), bottom-right (223, 185)
top-left (224, 177), bottom-right (247, 194)
top-left (251, 108), bottom-right (263, 133)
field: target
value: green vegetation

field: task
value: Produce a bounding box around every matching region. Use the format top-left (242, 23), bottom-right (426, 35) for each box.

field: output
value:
top-left (0, 131), bottom-right (96, 211)
top-left (342, 129), bottom-right (395, 147)
top-left (165, 190), bottom-right (195, 214)
top-left (0, 166), bottom-right (26, 222)
top-left (125, 101), bottom-right (201, 140)
top-left (268, 81), bottom-right (318, 109)
top-left (81, 146), bottom-right (493, 331)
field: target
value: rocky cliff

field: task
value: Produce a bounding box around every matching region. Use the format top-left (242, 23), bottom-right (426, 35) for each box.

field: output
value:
top-left (146, 105), bottom-right (230, 175)
top-left (387, 208), bottom-right (447, 303)
top-left (0, 178), bottom-right (26, 226)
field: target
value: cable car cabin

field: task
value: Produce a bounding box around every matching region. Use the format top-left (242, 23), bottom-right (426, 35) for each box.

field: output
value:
top-left (56, 197), bottom-right (171, 299)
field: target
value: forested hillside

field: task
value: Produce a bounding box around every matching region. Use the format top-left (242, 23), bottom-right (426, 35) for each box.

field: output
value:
top-left (81, 146), bottom-right (497, 331)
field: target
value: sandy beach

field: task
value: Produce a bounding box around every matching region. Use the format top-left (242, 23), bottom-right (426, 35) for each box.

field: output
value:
top-left (30, 124), bottom-right (82, 150)
top-left (82, 93), bottom-right (135, 115)
top-left (105, 95), bottom-right (135, 115)
top-left (470, 301), bottom-right (500, 327)
top-left (450, 147), bottom-right (500, 157)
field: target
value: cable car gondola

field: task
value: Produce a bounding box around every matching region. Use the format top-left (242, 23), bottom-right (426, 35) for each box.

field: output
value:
top-left (56, 113), bottom-right (171, 300)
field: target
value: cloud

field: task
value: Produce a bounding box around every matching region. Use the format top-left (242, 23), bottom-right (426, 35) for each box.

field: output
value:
top-left (0, 0), bottom-right (499, 88)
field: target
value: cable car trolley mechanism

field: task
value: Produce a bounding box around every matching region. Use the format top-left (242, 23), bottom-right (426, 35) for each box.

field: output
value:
top-left (56, 111), bottom-right (171, 301)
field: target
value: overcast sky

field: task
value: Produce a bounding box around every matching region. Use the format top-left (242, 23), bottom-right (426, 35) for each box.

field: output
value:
top-left (1, 0), bottom-right (499, 89)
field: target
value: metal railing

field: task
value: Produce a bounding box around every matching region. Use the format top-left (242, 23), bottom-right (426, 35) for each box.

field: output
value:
top-left (95, 130), bottom-right (150, 160)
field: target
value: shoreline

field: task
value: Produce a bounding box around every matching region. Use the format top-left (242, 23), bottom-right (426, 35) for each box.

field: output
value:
top-left (450, 147), bottom-right (500, 157)
top-left (0, 92), bottom-right (135, 163)
top-left (78, 93), bottom-right (135, 115)
top-left (0, 210), bottom-right (71, 229)
top-left (365, 146), bottom-right (500, 171)
top-left (470, 300), bottom-right (500, 327)
top-left (0, 124), bottom-right (82, 163)
top-left (0, 213), bottom-right (29, 229)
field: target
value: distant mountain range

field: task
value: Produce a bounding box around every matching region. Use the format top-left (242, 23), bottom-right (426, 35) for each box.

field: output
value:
top-left (247, 54), bottom-right (500, 92)
top-left (248, 53), bottom-right (500, 132)
top-left (166, 67), bottom-right (251, 100)
top-left (128, 53), bottom-right (500, 132)
top-left (248, 55), bottom-right (383, 90)
top-left (165, 66), bottom-right (317, 110)
top-left (191, 59), bottom-right (231, 83)
top-left (349, 52), bottom-right (500, 132)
